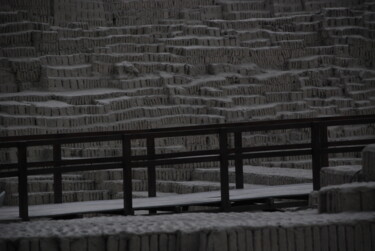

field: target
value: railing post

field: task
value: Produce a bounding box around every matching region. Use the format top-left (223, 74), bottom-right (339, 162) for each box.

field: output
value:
top-left (53, 143), bottom-right (62, 204)
top-left (18, 143), bottom-right (29, 221)
top-left (311, 122), bottom-right (328, 190)
top-left (234, 131), bottom-right (244, 189)
top-left (219, 129), bottom-right (230, 211)
top-left (147, 137), bottom-right (156, 198)
top-left (122, 135), bottom-right (134, 215)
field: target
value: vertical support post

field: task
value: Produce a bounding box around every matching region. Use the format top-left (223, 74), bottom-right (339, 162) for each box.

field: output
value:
top-left (147, 136), bottom-right (157, 214)
top-left (122, 135), bottom-right (134, 215)
top-left (234, 131), bottom-right (244, 189)
top-left (219, 130), bottom-right (230, 211)
top-left (53, 143), bottom-right (62, 204)
top-left (147, 137), bottom-right (156, 198)
top-left (311, 122), bottom-right (328, 190)
top-left (18, 143), bottom-right (29, 221)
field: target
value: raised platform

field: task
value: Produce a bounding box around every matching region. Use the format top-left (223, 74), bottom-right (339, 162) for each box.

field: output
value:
top-left (0, 183), bottom-right (312, 221)
top-left (1, 209), bottom-right (374, 251)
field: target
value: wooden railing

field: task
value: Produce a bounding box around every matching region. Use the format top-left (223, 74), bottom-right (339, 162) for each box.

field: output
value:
top-left (1, 115), bottom-right (375, 220)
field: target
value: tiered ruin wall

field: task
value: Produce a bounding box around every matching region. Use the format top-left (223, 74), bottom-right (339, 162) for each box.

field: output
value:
top-left (0, 0), bottom-right (374, 171)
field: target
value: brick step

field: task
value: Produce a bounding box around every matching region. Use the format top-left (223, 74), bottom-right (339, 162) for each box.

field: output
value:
top-left (210, 103), bottom-right (312, 121)
top-left (276, 39), bottom-right (305, 49)
top-left (109, 105), bottom-right (211, 120)
top-left (0, 30), bottom-right (55, 48)
top-left (324, 27), bottom-right (375, 39)
top-left (264, 157), bottom-right (362, 170)
top-left (93, 53), bottom-right (184, 66)
top-left (40, 53), bottom-right (88, 66)
top-left (345, 82), bottom-right (369, 91)
top-left (0, 100), bottom-right (109, 116)
top-left (220, 84), bottom-right (266, 96)
top-left (114, 74), bottom-right (175, 89)
top-left (158, 36), bottom-right (230, 47)
top-left (0, 112), bottom-right (116, 127)
top-left (0, 114), bottom-right (225, 136)
top-left (166, 45), bottom-right (249, 57)
top-left (319, 182), bottom-right (375, 213)
top-left (294, 21), bottom-right (323, 32)
top-left (262, 159), bottom-right (312, 169)
top-left (275, 109), bottom-right (317, 120)
top-left (1, 46), bottom-right (37, 58)
top-left (106, 43), bottom-right (165, 54)
top-left (329, 124), bottom-right (375, 139)
top-left (0, 21), bottom-right (49, 34)
top-left (302, 86), bottom-right (344, 98)
top-left (305, 1), bottom-right (354, 11)
top-left (1, 174), bottom-right (84, 182)
top-left (42, 64), bottom-right (92, 78)
top-left (348, 88), bottom-right (375, 100)
top-left (42, 76), bottom-right (115, 90)
top-left (82, 168), bottom-right (192, 182)
top-left (223, 10), bottom-right (272, 20)
top-left (192, 165), bottom-right (312, 186)
top-left (323, 16), bottom-right (363, 27)
top-left (274, 2), bottom-right (304, 13)
top-left (288, 55), bottom-right (358, 69)
top-left (0, 11), bottom-right (29, 25)
top-left (305, 44), bottom-right (349, 56)
top-left (96, 94), bottom-right (172, 110)
top-left (309, 105), bottom-right (339, 116)
top-left (0, 83), bottom-right (17, 93)
top-left (320, 165), bottom-right (362, 187)
top-left (113, 191), bottom-right (178, 199)
top-left (238, 30), bottom-right (319, 45)
top-left (129, 61), bottom-right (204, 75)
top-left (265, 91), bottom-right (305, 102)
top-left (240, 39), bottom-right (271, 48)
top-left (101, 179), bottom-right (263, 194)
top-left (322, 7), bottom-right (356, 17)
top-left (0, 179), bottom-right (96, 193)
top-left (207, 13), bottom-right (315, 30)
top-left (6, 190), bottom-right (110, 206)
top-left (220, 1), bottom-right (268, 12)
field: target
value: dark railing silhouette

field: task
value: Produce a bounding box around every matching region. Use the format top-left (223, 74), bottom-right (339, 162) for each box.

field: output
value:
top-left (0, 115), bottom-right (374, 220)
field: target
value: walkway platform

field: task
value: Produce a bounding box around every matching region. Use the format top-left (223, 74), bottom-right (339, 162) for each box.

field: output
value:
top-left (0, 183), bottom-right (312, 221)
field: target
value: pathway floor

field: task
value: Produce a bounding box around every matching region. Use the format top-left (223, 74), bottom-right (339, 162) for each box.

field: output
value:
top-left (0, 183), bottom-right (312, 221)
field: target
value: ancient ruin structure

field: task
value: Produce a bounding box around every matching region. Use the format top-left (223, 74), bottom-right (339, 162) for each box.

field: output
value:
top-left (0, 0), bottom-right (374, 205)
top-left (0, 1), bottom-right (375, 250)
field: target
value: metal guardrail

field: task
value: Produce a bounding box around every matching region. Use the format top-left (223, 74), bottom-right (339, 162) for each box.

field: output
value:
top-left (0, 114), bottom-right (374, 220)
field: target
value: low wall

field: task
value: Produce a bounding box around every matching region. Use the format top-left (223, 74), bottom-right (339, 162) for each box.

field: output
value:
top-left (1, 210), bottom-right (374, 251)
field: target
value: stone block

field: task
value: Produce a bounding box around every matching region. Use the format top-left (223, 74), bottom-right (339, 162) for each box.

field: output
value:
top-left (18, 239), bottom-right (30, 251)
top-left (140, 235), bottom-right (149, 251)
top-left (40, 238), bottom-right (59, 251)
top-left (363, 144), bottom-right (375, 181)
top-left (60, 238), bottom-right (70, 251)
top-left (236, 229), bottom-right (246, 251)
top-left (206, 230), bottom-right (228, 251)
top-left (320, 165), bottom-right (361, 187)
top-left (87, 237), bottom-right (105, 251)
top-left (179, 232), bottom-right (200, 251)
top-left (245, 229), bottom-right (254, 251)
top-left (319, 182), bottom-right (375, 213)
top-left (70, 238), bottom-right (87, 251)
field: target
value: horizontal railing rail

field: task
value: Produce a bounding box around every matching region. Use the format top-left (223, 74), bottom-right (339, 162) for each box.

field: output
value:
top-left (0, 115), bottom-right (374, 220)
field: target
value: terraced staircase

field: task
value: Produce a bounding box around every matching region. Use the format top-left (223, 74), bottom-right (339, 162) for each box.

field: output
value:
top-left (0, 174), bottom-right (109, 206)
top-left (0, 0), bottom-right (374, 205)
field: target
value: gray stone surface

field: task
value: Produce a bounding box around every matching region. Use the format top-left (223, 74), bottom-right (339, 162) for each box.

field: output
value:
top-left (320, 165), bottom-right (362, 187)
top-left (319, 182), bottom-right (375, 213)
top-left (0, 0), bottom-right (375, 209)
top-left (0, 210), bottom-right (374, 251)
top-left (363, 144), bottom-right (375, 181)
